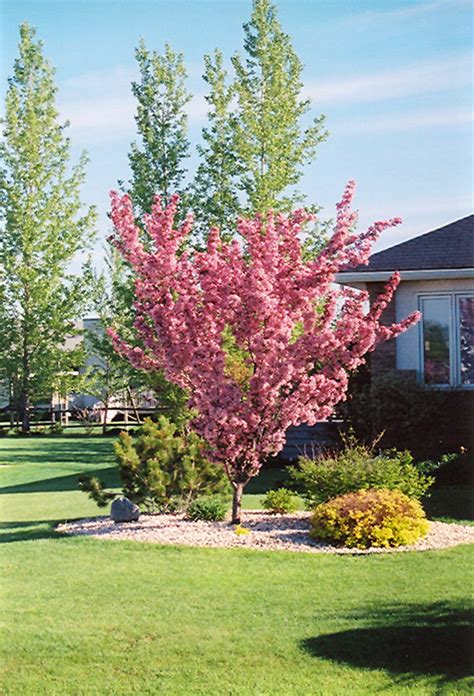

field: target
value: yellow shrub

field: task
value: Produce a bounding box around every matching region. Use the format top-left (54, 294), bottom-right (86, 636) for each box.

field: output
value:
top-left (310, 488), bottom-right (429, 549)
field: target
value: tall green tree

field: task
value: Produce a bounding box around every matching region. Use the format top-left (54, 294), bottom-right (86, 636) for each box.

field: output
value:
top-left (115, 40), bottom-right (192, 423)
top-left (191, 0), bottom-right (327, 231)
top-left (127, 40), bottom-right (191, 216)
top-left (190, 49), bottom-right (241, 241)
top-left (0, 23), bottom-right (96, 432)
top-left (231, 0), bottom-right (327, 215)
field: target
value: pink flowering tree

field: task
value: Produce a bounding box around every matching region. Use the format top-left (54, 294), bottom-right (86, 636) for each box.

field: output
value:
top-left (108, 181), bottom-right (419, 523)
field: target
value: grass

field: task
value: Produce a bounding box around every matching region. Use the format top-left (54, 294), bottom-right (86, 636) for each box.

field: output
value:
top-left (1, 434), bottom-right (473, 695)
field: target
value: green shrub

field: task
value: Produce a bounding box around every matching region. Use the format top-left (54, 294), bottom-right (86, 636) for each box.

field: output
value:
top-left (79, 417), bottom-right (230, 512)
top-left (78, 475), bottom-right (115, 508)
top-left (49, 422), bottom-right (64, 435)
top-left (262, 488), bottom-right (299, 514)
top-left (310, 488), bottom-right (430, 549)
top-left (186, 496), bottom-right (229, 522)
top-left (289, 437), bottom-right (436, 509)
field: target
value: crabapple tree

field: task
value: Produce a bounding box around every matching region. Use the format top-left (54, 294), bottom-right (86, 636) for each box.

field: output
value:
top-left (108, 181), bottom-right (419, 523)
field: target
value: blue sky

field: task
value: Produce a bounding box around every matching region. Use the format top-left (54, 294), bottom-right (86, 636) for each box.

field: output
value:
top-left (1, 0), bottom-right (472, 266)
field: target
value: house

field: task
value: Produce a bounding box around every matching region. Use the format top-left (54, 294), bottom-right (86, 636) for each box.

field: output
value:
top-left (336, 214), bottom-right (474, 450)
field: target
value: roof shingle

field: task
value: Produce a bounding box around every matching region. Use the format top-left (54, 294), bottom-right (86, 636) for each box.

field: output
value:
top-left (349, 214), bottom-right (473, 272)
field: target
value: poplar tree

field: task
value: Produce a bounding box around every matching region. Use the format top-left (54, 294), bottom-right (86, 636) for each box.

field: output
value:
top-left (190, 50), bottom-right (241, 241)
top-left (0, 24), bottom-right (96, 432)
top-left (114, 40), bottom-right (193, 422)
top-left (191, 0), bottom-right (327, 230)
top-left (231, 0), bottom-right (327, 215)
top-left (127, 40), bottom-right (191, 216)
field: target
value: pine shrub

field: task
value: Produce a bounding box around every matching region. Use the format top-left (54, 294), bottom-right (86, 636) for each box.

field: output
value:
top-left (79, 417), bottom-right (230, 512)
top-left (115, 417), bottom-right (230, 511)
top-left (310, 488), bottom-right (430, 549)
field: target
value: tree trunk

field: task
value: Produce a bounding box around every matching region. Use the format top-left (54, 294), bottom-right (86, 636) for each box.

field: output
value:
top-left (20, 288), bottom-right (32, 433)
top-left (19, 390), bottom-right (30, 433)
top-left (102, 398), bottom-right (109, 435)
top-left (8, 381), bottom-right (15, 428)
top-left (232, 482), bottom-right (244, 525)
top-left (127, 385), bottom-right (141, 424)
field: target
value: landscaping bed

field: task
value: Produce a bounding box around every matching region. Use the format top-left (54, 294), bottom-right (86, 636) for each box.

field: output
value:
top-left (57, 511), bottom-right (474, 555)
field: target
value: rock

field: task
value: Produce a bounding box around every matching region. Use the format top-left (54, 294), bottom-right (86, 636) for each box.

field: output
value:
top-left (111, 497), bottom-right (140, 523)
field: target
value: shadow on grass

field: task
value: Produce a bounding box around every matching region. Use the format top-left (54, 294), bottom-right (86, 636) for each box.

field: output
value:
top-left (301, 601), bottom-right (474, 685)
top-left (0, 519), bottom-right (65, 543)
top-left (0, 439), bottom-right (114, 466)
top-left (0, 466), bottom-right (121, 494)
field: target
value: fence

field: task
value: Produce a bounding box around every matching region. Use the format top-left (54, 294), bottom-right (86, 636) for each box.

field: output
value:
top-left (0, 405), bottom-right (161, 432)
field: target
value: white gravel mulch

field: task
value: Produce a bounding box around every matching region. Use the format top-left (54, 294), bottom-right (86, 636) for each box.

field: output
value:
top-left (57, 511), bottom-right (474, 555)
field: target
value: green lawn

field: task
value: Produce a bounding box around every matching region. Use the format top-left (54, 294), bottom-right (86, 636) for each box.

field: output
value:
top-left (1, 435), bottom-right (473, 695)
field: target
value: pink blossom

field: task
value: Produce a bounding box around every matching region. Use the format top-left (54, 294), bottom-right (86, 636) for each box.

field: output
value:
top-left (108, 182), bottom-right (419, 521)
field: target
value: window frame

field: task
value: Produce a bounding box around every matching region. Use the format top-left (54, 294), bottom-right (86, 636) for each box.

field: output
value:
top-left (418, 292), bottom-right (474, 389)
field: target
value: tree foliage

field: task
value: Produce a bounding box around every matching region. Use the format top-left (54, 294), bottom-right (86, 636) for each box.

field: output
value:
top-left (109, 0), bottom-right (328, 429)
top-left (230, 0), bottom-right (327, 215)
top-left (0, 24), bottom-right (96, 430)
top-left (107, 182), bottom-right (419, 523)
top-left (190, 49), bottom-right (241, 242)
top-left (129, 0), bottom-right (327, 238)
top-left (127, 40), bottom-right (191, 217)
top-left (80, 417), bottom-right (230, 512)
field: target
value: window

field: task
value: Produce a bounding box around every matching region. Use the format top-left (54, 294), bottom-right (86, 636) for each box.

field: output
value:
top-left (419, 293), bottom-right (474, 387)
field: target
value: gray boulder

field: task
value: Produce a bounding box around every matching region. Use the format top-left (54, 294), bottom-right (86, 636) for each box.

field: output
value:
top-left (111, 497), bottom-right (140, 523)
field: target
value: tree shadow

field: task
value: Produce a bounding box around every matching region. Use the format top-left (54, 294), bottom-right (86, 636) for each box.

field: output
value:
top-left (0, 466), bottom-right (121, 494)
top-left (0, 519), bottom-right (64, 543)
top-left (0, 516), bottom-right (110, 543)
top-left (0, 439), bottom-right (114, 466)
top-left (301, 601), bottom-right (474, 685)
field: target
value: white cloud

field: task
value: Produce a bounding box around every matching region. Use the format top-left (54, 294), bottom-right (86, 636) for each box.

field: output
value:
top-left (306, 53), bottom-right (472, 105)
top-left (336, 107), bottom-right (473, 134)
top-left (358, 0), bottom-right (470, 21)
top-left (58, 62), bottom-right (209, 138)
top-left (57, 50), bottom-right (472, 139)
top-left (59, 95), bottom-right (135, 135)
top-left (63, 65), bottom-right (137, 91)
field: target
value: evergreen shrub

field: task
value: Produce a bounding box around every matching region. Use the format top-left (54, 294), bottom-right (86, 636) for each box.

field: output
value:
top-left (344, 370), bottom-right (467, 460)
top-left (79, 416), bottom-right (230, 512)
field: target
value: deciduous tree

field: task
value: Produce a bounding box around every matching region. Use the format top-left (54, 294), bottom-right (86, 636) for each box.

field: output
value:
top-left (190, 49), bottom-right (241, 242)
top-left (107, 181), bottom-right (419, 523)
top-left (231, 0), bottom-right (327, 215)
top-left (127, 40), bottom-right (191, 216)
top-left (0, 24), bottom-right (96, 431)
